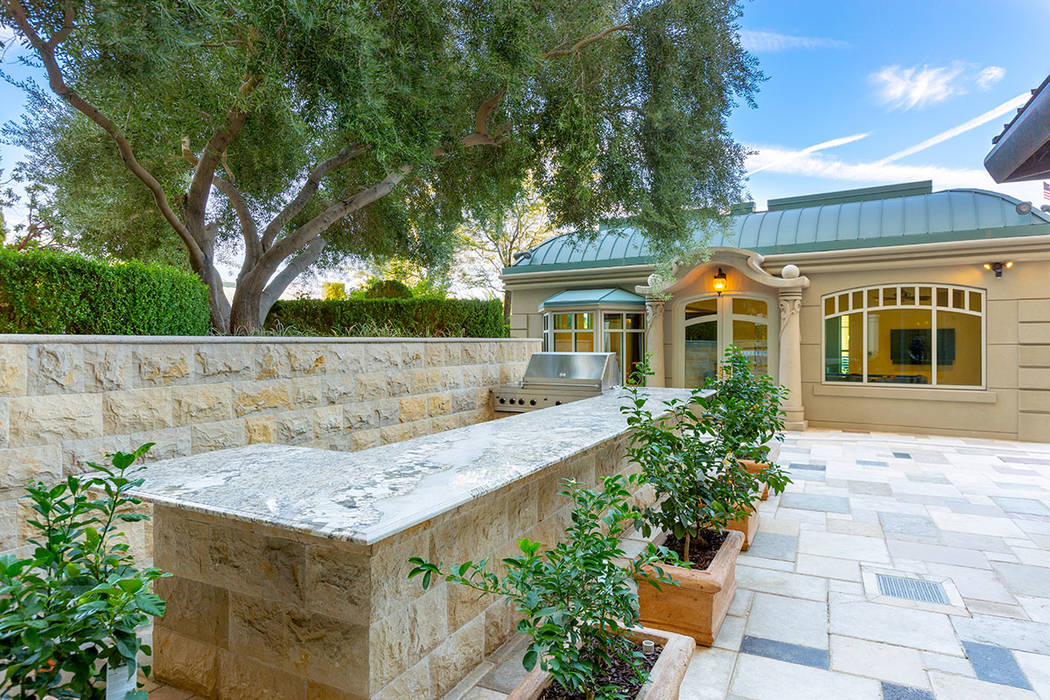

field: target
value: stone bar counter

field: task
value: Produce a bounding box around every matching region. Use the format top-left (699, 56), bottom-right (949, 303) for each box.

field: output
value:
top-left (132, 387), bottom-right (695, 700)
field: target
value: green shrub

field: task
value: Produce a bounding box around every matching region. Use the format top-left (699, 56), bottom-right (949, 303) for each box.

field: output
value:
top-left (266, 297), bottom-right (507, 337)
top-left (0, 443), bottom-right (168, 699)
top-left (410, 475), bottom-right (677, 699)
top-left (0, 249), bottom-right (210, 335)
top-left (359, 279), bottom-right (413, 299)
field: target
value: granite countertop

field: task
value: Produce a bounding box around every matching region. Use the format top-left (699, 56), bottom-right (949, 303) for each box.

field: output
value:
top-left (130, 387), bottom-right (700, 545)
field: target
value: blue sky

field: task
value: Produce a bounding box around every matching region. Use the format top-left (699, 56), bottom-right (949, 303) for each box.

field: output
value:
top-left (733, 0), bottom-right (1050, 208)
top-left (0, 1), bottom-right (1048, 227)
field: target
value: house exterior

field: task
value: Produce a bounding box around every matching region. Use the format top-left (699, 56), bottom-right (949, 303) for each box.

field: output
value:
top-left (502, 180), bottom-right (1050, 441)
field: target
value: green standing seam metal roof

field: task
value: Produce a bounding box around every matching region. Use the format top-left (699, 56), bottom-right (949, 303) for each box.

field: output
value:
top-left (505, 185), bottom-right (1050, 275)
top-left (539, 288), bottom-right (647, 309)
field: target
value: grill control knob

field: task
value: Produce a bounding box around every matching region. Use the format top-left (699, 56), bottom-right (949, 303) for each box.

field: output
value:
top-left (529, 399), bottom-right (536, 406)
top-left (555, 400), bottom-right (562, 405)
top-left (498, 397), bottom-right (505, 404)
top-left (518, 398), bottom-right (525, 405)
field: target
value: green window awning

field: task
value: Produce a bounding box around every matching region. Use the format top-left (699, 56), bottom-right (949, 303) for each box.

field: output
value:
top-left (539, 288), bottom-right (646, 310)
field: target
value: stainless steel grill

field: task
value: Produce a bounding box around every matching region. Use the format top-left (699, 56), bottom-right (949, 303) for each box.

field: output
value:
top-left (493, 352), bottom-right (620, 413)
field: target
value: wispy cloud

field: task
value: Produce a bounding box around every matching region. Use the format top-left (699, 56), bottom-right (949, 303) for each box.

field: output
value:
top-left (871, 63), bottom-right (1007, 111)
top-left (876, 92), bottom-right (1030, 165)
top-left (739, 30), bottom-right (847, 52)
top-left (745, 145), bottom-right (990, 191)
top-left (747, 132), bottom-right (869, 176)
top-left (976, 66), bottom-right (1006, 90)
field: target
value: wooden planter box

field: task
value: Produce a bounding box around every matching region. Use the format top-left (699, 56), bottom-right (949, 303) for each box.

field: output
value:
top-left (506, 626), bottom-right (696, 700)
top-left (636, 529), bottom-right (746, 646)
top-left (726, 505), bottom-right (759, 550)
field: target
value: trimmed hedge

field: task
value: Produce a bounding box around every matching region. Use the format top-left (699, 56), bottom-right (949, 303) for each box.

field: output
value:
top-left (267, 297), bottom-right (507, 338)
top-left (0, 249), bottom-right (211, 335)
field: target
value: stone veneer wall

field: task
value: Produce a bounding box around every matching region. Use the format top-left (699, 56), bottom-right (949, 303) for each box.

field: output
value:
top-left (152, 435), bottom-right (645, 700)
top-left (0, 336), bottom-right (540, 557)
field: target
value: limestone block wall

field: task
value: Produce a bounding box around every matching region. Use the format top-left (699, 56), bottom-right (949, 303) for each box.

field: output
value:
top-left (151, 435), bottom-right (645, 700)
top-left (0, 336), bottom-right (540, 557)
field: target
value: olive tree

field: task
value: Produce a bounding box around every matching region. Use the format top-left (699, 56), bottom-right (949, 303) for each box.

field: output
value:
top-left (2, 0), bottom-right (760, 333)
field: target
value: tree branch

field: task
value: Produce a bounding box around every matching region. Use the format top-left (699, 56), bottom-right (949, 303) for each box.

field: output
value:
top-left (211, 175), bottom-right (261, 268)
top-left (257, 236), bottom-right (327, 326)
top-left (541, 24), bottom-right (630, 58)
top-left (4, 0), bottom-right (207, 269)
top-left (184, 74), bottom-right (257, 239)
top-left (261, 144), bottom-right (368, 249)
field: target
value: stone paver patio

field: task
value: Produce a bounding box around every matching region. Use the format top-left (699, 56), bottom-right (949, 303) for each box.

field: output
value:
top-left (456, 429), bottom-right (1050, 700)
top-left (146, 429), bottom-right (1050, 699)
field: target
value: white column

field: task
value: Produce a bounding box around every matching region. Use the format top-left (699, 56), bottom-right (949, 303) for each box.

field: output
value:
top-left (778, 288), bottom-right (807, 430)
top-left (644, 297), bottom-right (666, 387)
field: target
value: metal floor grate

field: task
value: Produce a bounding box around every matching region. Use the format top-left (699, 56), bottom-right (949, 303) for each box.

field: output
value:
top-left (876, 574), bottom-right (950, 605)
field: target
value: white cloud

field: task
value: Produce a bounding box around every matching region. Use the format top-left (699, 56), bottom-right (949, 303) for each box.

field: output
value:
top-left (747, 132), bottom-right (868, 176)
top-left (871, 63), bottom-right (1008, 111)
top-left (976, 66), bottom-right (1006, 90)
top-left (739, 30), bottom-right (847, 52)
top-left (872, 64), bottom-right (964, 110)
top-left (877, 92), bottom-right (1030, 165)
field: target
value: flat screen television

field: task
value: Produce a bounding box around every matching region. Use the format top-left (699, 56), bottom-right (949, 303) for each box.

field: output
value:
top-left (889, 328), bottom-right (955, 365)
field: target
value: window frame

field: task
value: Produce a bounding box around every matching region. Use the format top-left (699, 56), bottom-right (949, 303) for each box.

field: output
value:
top-left (541, 306), bottom-right (645, 384)
top-left (820, 284), bottom-right (986, 390)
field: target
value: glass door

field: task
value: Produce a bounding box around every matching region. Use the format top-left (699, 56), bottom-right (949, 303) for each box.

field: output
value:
top-left (682, 295), bottom-right (771, 386)
top-left (684, 298), bottom-right (719, 386)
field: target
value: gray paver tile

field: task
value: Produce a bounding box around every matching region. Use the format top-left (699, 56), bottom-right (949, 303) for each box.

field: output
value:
top-left (963, 640), bottom-right (1034, 689)
top-left (880, 682), bottom-right (934, 700)
top-left (953, 614), bottom-right (1050, 656)
top-left (744, 532), bottom-right (797, 561)
top-left (887, 540), bottom-right (991, 569)
top-left (745, 593), bottom-right (828, 649)
top-left (739, 635), bottom-right (828, 669)
top-left (780, 492), bottom-right (850, 514)
top-left (992, 562), bottom-right (1050, 598)
top-left (829, 599), bottom-right (961, 655)
top-left (878, 512), bottom-right (941, 539)
top-left (729, 653), bottom-right (882, 700)
top-left (993, 497), bottom-right (1050, 516)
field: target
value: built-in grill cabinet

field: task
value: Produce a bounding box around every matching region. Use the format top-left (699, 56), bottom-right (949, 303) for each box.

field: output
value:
top-left (493, 352), bottom-right (620, 413)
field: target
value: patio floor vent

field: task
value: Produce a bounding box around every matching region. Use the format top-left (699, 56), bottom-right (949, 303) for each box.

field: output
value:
top-left (876, 574), bottom-right (950, 605)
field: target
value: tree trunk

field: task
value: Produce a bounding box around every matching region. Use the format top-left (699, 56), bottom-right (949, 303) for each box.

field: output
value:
top-left (228, 276), bottom-right (266, 334)
top-left (502, 290), bottom-right (511, 327)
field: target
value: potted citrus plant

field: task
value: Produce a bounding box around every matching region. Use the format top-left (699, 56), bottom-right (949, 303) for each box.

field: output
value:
top-left (700, 346), bottom-right (790, 546)
top-left (621, 371), bottom-right (758, 646)
top-left (0, 444), bottom-right (168, 700)
top-left (409, 474), bottom-right (696, 700)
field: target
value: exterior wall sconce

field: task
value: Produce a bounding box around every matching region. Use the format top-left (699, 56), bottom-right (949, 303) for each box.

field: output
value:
top-left (713, 267), bottom-right (727, 294)
top-left (983, 261), bottom-right (1013, 278)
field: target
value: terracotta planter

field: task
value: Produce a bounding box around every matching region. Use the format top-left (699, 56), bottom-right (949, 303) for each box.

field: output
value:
top-left (726, 504), bottom-right (759, 551)
top-left (636, 529), bottom-right (745, 646)
top-left (507, 626), bottom-right (695, 700)
top-left (740, 442), bottom-right (782, 501)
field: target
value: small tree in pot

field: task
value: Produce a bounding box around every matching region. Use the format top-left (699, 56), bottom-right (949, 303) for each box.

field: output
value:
top-left (0, 444), bottom-right (169, 700)
top-left (409, 474), bottom-right (694, 700)
top-left (704, 345), bottom-right (789, 472)
top-left (620, 358), bottom-right (782, 644)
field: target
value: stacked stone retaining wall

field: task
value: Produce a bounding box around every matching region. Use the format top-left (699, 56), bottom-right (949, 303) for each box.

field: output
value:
top-left (0, 336), bottom-right (540, 557)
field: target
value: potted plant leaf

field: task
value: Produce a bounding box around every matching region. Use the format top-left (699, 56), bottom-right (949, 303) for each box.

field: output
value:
top-left (0, 444), bottom-right (169, 700)
top-left (409, 474), bottom-right (696, 700)
top-left (620, 370), bottom-right (755, 646)
top-left (699, 346), bottom-right (791, 546)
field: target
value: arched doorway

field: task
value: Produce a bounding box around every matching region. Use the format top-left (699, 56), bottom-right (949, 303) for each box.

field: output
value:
top-left (683, 294), bottom-right (772, 386)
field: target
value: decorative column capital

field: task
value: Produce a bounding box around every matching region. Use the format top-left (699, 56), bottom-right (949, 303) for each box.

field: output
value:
top-left (645, 297), bottom-right (666, 325)
top-left (777, 292), bottom-right (802, 331)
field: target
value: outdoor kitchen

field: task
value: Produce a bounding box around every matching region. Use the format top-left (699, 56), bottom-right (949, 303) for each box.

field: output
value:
top-left (128, 345), bottom-right (694, 698)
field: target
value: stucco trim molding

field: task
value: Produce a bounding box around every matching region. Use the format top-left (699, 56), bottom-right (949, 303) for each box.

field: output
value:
top-left (811, 383), bottom-right (998, 404)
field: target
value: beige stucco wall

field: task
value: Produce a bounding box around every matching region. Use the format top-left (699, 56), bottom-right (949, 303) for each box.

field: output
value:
top-left (797, 259), bottom-right (1044, 440)
top-left (0, 336), bottom-right (540, 557)
top-left (504, 253), bottom-right (1049, 441)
